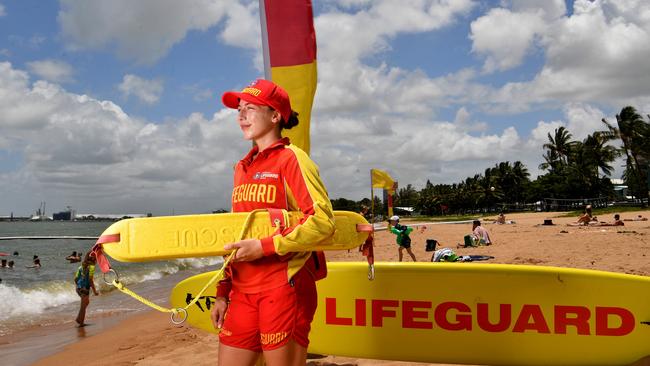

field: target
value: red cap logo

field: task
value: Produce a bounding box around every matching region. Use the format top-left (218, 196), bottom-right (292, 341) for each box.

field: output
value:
top-left (222, 79), bottom-right (292, 123)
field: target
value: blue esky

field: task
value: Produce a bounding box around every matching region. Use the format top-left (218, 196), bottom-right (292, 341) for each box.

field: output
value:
top-left (1, 0), bottom-right (649, 216)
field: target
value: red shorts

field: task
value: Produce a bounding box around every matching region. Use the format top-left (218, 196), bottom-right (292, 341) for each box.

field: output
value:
top-left (218, 268), bottom-right (317, 352)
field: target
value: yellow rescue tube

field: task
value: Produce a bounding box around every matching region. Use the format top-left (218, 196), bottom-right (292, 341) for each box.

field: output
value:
top-left (98, 210), bottom-right (370, 262)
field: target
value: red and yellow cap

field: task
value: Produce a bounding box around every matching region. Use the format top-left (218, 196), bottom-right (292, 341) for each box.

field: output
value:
top-left (222, 79), bottom-right (292, 123)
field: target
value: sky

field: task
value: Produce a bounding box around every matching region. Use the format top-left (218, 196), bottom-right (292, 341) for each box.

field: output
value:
top-left (1, 0), bottom-right (650, 216)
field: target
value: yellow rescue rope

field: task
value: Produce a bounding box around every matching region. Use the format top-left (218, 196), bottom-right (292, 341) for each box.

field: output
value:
top-left (106, 209), bottom-right (271, 324)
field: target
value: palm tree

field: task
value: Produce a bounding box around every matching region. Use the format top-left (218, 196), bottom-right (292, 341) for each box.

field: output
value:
top-left (511, 161), bottom-right (530, 203)
top-left (543, 126), bottom-right (574, 167)
top-left (539, 150), bottom-right (559, 172)
top-left (414, 180), bottom-right (440, 215)
top-left (602, 106), bottom-right (650, 203)
top-left (583, 132), bottom-right (619, 178)
top-left (566, 141), bottom-right (595, 197)
top-left (395, 184), bottom-right (419, 208)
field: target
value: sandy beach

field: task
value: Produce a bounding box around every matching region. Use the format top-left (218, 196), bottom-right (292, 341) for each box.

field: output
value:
top-left (29, 210), bottom-right (650, 366)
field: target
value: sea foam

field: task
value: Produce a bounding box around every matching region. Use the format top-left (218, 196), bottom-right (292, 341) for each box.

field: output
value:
top-left (0, 282), bottom-right (78, 321)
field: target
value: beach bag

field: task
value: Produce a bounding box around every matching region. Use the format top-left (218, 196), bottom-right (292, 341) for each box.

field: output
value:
top-left (76, 266), bottom-right (90, 289)
top-left (463, 234), bottom-right (477, 248)
top-left (432, 248), bottom-right (458, 262)
top-left (425, 239), bottom-right (438, 252)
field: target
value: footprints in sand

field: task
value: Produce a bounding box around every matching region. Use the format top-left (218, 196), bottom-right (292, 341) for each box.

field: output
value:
top-left (512, 256), bottom-right (545, 264)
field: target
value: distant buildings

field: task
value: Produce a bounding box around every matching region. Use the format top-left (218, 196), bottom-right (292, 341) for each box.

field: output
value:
top-left (74, 213), bottom-right (149, 220)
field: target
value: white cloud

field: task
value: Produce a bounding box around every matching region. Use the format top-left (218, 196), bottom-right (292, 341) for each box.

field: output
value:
top-left (0, 4), bottom-right (6, 17)
top-left (453, 106), bottom-right (488, 132)
top-left (510, 0), bottom-right (566, 20)
top-left (310, 108), bottom-right (527, 200)
top-left (473, 0), bottom-right (650, 112)
top-left (469, 0), bottom-right (569, 73)
top-left (118, 74), bottom-right (164, 105)
top-left (316, 0), bottom-right (475, 65)
top-left (183, 84), bottom-right (214, 102)
top-left (27, 59), bottom-right (74, 83)
top-left (218, 1), bottom-right (259, 49)
top-left (470, 8), bottom-right (546, 72)
top-left (563, 103), bottom-right (608, 140)
top-left (57, 0), bottom-right (260, 65)
top-left (0, 61), bottom-right (245, 215)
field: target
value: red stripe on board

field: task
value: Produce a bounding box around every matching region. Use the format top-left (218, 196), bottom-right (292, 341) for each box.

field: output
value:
top-left (264, 0), bottom-right (316, 67)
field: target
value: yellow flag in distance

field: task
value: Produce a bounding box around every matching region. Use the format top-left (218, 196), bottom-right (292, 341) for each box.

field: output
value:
top-left (371, 169), bottom-right (395, 191)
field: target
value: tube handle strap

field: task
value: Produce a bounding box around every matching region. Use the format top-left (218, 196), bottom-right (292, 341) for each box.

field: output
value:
top-left (267, 208), bottom-right (287, 235)
top-left (356, 223), bottom-right (373, 232)
top-left (359, 233), bottom-right (375, 280)
top-left (88, 233), bottom-right (120, 274)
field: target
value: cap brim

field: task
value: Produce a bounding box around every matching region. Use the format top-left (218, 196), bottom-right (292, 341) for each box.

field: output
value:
top-left (222, 91), bottom-right (241, 109)
top-left (221, 91), bottom-right (268, 109)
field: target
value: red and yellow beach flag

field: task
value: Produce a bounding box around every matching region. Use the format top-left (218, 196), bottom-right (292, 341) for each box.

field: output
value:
top-left (259, 0), bottom-right (317, 155)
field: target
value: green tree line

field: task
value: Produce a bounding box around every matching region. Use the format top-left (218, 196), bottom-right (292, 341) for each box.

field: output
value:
top-left (331, 106), bottom-right (650, 215)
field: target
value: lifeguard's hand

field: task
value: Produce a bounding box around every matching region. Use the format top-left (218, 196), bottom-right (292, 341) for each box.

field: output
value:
top-left (210, 297), bottom-right (229, 329)
top-left (224, 238), bottom-right (264, 262)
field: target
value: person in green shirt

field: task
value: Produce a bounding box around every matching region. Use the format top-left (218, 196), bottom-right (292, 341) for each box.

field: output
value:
top-left (388, 215), bottom-right (417, 262)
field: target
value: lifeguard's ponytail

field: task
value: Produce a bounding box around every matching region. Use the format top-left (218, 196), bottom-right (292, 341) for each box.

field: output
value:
top-left (282, 111), bottom-right (300, 130)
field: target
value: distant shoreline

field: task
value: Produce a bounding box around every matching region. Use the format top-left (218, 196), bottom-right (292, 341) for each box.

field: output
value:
top-left (0, 217), bottom-right (141, 222)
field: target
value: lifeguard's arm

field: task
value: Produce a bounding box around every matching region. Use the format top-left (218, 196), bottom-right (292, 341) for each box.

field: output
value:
top-left (215, 265), bottom-right (232, 299)
top-left (260, 146), bottom-right (335, 256)
top-left (211, 297), bottom-right (228, 329)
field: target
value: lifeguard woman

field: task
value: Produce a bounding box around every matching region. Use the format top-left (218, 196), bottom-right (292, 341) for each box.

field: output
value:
top-left (210, 79), bottom-right (335, 366)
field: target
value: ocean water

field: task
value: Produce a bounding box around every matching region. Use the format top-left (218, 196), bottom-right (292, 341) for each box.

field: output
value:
top-left (0, 220), bottom-right (223, 337)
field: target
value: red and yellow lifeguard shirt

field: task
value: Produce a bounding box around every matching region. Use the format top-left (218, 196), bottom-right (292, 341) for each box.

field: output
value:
top-left (217, 138), bottom-right (335, 295)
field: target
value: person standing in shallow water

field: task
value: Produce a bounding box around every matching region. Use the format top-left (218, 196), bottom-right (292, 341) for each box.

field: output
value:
top-left (74, 258), bottom-right (99, 326)
top-left (210, 79), bottom-right (335, 366)
top-left (26, 255), bottom-right (41, 268)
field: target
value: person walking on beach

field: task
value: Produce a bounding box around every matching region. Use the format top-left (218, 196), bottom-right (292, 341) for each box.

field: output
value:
top-left (210, 79), bottom-right (335, 366)
top-left (388, 215), bottom-right (417, 262)
top-left (74, 258), bottom-right (99, 326)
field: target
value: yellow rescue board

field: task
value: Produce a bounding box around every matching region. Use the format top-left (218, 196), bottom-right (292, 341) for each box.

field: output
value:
top-left (99, 211), bottom-right (369, 262)
top-left (170, 262), bottom-right (650, 366)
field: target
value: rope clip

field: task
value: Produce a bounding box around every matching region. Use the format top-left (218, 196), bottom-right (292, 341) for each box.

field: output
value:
top-left (367, 264), bottom-right (375, 281)
top-left (170, 308), bottom-right (188, 325)
top-left (103, 268), bottom-right (120, 286)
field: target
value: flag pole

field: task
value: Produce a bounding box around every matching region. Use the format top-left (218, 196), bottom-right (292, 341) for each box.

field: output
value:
top-left (369, 169), bottom-right (374, 225)
top-left (259, 0), bottom-right (271, 79)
